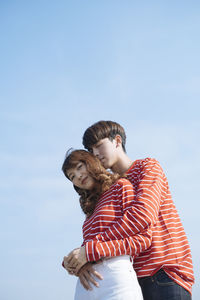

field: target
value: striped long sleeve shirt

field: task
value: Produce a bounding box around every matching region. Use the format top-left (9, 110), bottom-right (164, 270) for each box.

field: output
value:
top-left (84, 158), bottom-right (194, 294)
top-left (83, 178), bottom-right (152, 261)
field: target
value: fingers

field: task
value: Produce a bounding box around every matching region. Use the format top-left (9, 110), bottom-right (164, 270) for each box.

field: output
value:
top-left (79, 272), bottom-right (93, 291)
top-left (78, 263), bottom-right (103, 291)
top-left (85, 270), bottom-right (100, 287)
top-left (63, 256), bottom-right (69, 268)
top-left (63, 260), bottom-right (80, 276)
top-left (68, 269), bottom-right (75, 275)
top-left (64, 249), bottom-right (76, 265)
top-left (91, 269), bottom-right (103, 280)
top-left (67, 256), bottom-right (78, 268)
top-left (62, 254), bottom-right (104, 289)
top-left (80, 263), bottom-right (103, 280)
top-left (66, 258), bottom-right (83, 273)
top-left (66, 266), bottom-right (76, 275)
top-left (64, 255), bottom-right (79, 269)
top-left (62, 256), bottom-right (77, 276)
top-left (74, 261), bottom-right (86, 274)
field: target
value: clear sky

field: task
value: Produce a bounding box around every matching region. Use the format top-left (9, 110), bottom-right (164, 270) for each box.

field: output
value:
top-left (1, 1), bottom-right (200, 299)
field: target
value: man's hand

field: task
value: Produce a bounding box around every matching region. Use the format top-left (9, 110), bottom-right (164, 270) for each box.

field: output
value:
top-left (63, 246), bottom-right (87, 274)
top-left (78, 262), bottom-right (103, 290)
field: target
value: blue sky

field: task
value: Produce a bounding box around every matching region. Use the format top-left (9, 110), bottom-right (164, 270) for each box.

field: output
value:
top-left (1, 1), bottom-right (200, 299)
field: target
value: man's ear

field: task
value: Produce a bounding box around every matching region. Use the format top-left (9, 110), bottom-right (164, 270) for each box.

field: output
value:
top-left (114, 135), bottom-right (123, 148)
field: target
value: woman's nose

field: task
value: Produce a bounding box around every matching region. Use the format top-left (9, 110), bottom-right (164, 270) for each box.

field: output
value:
top-left (78, 172), bottom-right (82, 180)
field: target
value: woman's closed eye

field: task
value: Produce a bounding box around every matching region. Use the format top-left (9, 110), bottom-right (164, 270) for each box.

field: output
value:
top-left (68, 173), bottom-right (75, 181)
top-left (77, 163), bottom-right (83, 170)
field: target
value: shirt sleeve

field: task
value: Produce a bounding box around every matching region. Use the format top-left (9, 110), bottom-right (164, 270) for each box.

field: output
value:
top-left (85, 174), bottom-right (156, 262)
top-left (85, 227), bottom-right (152, 262)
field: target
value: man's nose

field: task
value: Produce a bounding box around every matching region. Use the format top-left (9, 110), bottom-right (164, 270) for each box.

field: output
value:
top-left (93, 148), bottom-right (99, 157)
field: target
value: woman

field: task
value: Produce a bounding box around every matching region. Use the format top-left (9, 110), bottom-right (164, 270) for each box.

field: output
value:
top-left (62, 149), bottom-right (146, 300)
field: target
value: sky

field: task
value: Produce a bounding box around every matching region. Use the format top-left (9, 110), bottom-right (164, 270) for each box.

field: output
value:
top-left (0, 1), bottom-right (200, 299)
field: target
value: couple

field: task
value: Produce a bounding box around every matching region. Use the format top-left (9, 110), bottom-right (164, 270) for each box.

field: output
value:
top-left (62, 120), bottom-right (194, 300)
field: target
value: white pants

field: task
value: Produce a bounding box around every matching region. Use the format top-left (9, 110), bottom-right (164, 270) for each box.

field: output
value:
top-left (74, 256), bottom-right (143, 300)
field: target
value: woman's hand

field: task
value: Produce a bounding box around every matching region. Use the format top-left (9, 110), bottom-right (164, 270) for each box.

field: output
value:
top-left (63, 246), bottom-right (87, 274)
top-left (78, 263), bottom-right (103, 290)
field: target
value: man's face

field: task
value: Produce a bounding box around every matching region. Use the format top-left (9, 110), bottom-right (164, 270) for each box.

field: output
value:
top-left (91, 138), bottom-right (118, 169)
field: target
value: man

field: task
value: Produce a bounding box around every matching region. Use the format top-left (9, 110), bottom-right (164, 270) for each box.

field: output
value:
top-left (64, 120), bottom-right (194, 300)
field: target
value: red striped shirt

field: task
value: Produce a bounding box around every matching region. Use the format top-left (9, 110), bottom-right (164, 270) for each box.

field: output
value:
top-left (84, 158), bottom-right (194, 294)
top-left (83, 178), bottom-right (152, 261)
top-left (126, 158), bottom-right (194, 294)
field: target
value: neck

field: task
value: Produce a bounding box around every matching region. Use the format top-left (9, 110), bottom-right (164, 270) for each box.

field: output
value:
top-left (111, 152), bottom-right (133, 175)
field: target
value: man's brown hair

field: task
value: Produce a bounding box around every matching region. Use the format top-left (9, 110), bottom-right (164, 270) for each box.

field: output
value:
top-left (82, 120), bottom-right (126, 152)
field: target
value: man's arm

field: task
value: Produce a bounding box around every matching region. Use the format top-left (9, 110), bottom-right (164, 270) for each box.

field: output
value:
top-left (85, 227), bottom-right (152, 261)
top-left (65, 178), bottom-right (153, 266)
top-left (63, 226), bottom-right (152, 272)
top-left (85, 161), bottom-right (163, 262)
top-left (63, 227), bottom-right (152, 290)
top-left (77, 228), bottom-right (152, 290)
top-left (64, 161), bottom-right (162, 287)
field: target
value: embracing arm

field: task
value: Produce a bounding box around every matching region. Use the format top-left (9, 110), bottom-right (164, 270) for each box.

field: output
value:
top-left (85, 160), bottom-right (164, 261)
top-left (85, 227), bottom-right (152, 261)
top-left (63, 160), bottom-right (164, 275)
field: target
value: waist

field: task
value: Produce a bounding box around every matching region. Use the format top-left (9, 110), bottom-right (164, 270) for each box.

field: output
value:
top-left (95, 255), bottom-right (132, 266)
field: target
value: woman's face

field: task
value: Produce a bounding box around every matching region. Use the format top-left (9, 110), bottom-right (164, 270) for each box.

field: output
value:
top-left (67, 161), bottom-right (95, 190)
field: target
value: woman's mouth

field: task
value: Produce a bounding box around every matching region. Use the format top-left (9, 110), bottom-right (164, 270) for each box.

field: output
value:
top-left (81, 177), bottom-right (87, 185)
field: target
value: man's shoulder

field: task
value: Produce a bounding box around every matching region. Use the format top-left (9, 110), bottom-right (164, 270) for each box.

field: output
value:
top-left (127, 157), bottom-right (161, 175)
